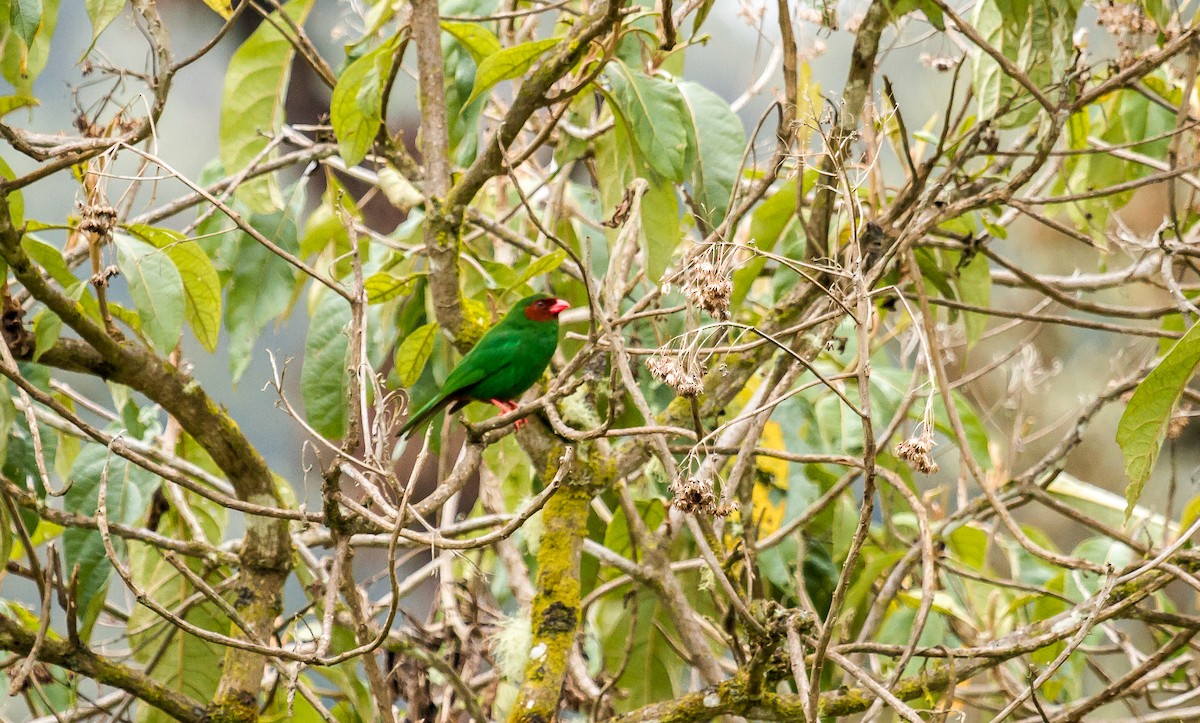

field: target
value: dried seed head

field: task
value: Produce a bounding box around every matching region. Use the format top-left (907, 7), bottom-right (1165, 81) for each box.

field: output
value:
top-left (1096, 2), bottom-right (1158, 59)
top-left (647, 354), bottom-right (704, 398)
top-left (683, 258), bottom-right (733, 320)
top-left (1168, 406), bottom-right (1192, 439)
top-left (895, 428), bottom-right (939, 474)
top-left (78, 202), bottom-right (118, 238)
top-left (920, 53), bottom-right (957, 72)
top-left (670, 474), bottom-right (733, 516)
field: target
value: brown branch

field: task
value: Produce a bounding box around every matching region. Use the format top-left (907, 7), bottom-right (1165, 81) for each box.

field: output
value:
top-left (0, 614), bottom-right (207, 722)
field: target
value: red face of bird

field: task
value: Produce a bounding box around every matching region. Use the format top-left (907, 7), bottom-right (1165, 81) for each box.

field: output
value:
top-left (524, 297), bottom-right (570, 321)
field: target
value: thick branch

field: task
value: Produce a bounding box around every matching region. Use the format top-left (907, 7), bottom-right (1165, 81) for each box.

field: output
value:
top-left (0, 200), bottom-right (290, 721)
top-left (509, 448), bottom-right (605, 721)
top-left (804, 0), bottom-right (889, 258)
top-left (0, 614), bottom-right (207, 722)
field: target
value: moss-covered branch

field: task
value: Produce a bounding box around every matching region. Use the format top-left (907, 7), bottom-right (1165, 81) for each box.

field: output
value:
top-left (0, 199), bottom-right (290, 721)
top-left (803, 0), bottom-right (890, 258)
top-left (0, 613), bottom-right (207, 722)
top-left (420, 0), bottom-right (629, 343)
top-left (509, 447), bottom-right (612, 722)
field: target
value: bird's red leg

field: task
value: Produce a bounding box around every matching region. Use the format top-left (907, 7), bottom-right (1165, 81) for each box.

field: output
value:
top-left (489, 399), bottom-right (525, 430)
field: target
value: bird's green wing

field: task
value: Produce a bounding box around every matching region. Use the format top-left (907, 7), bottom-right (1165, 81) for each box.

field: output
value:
top-left (438, 326), bottom-right (523, 398)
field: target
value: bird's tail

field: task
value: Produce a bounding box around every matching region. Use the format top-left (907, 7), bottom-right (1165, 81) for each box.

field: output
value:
top-left (397, 394), bottom-right (451, 439)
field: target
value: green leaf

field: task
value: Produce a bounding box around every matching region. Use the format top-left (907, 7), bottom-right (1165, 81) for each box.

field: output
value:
top-left (604, 499), bottom-right (665, 559)
top-left (331, 34), bottom-right (401, 165)
top-left (394, 322), bottom-right (439, 388)
top-left (31, 308), bottom-right (60, 361)
top-left (955, 250), bottom-right (991, 345)
top-left (23, 237), bottom-right (72, 284)
top-left (224, 211), bottom-right (301, 383)
top-left (127, 494), bottom-right (225, 720)
top-left (887, 0), bottom-right (945, 29)
top-left (364, 271), bottom-right (421, 304)
top-left (127, 225), bottom-right (223, 352)
top-left (0, 381), bottom-right (14, 465)
top-left (9, 0), bottom-right (43, 52)
top-left (971, 0), bottom-right (1081, 127)
top-left (678, 81), bottom-right (745, 227)
top-left (0, 94), bottom-right (37, 117)
top-left (465, 37), bottom-right (560, 107)
top-left (84, 0), bottom-right (123, 44)
top-left (605, 61), bottom-right (690, 182)
top-left (506, 249), bottom-right (567, 294)
top-left (300, 291), bottom-right (351, 439)
top-left (1117, 321), bottom-right (1200, 519)
top-left (1, 0), bottom-right (57, 95)
top-left (114, 235), bottom-right (186, 353)
top-left (62, 444), bottom-right (159, 638)
top-left (0, 154), bottom-right (22, 227)
top-left (299, 173), bottom-right (358, 259)
top-left (377, 165), bottom-right (423, 209)
top-left (442, 20), bottom-right (502, 62)
top-left (639, 180), bottom-right (680, 284)
top-left (0, 502), bottom-right (12, 578)
top-left (218, 0), bottom-right (315, 212)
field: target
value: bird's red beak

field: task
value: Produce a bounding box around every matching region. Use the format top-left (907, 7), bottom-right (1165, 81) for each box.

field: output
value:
top-left (549, 299), bottom-right (570, 315)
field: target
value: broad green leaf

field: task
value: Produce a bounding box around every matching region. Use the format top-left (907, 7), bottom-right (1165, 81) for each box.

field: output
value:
top-left (678, 81), bottom-right (745, 227)
top-left (331, 34), bottom-right (400, 165)
top-left (465, 37), bottom-right (560, 106)
top-left (0, 381), bottom-right (13, 465)
top-left (128, 494), bottom-right (225, 721)
top-left (506, 249), bottom-right (567, 294)
top-left (114, 235), bottom-right (186, 353)
top-left (602, 593), bottom-right (680, 710)
top-left (947, 523), bottom-right (989, 571)
top-left (955, 250), bottom-right (990, 345)
top-left (364, 272), bottom-right (420, 304)
top-left (300, 291), bottom-right (351, 439)
top-left (604, 499), bottom-right (665, 560)
top-left (4, 405), bottom-right (56, 538)
top-left (62, 444), bottom-right (159, 638)
top-left (639, 180), bottom-right (680, 284)
top-left (887, 0), bottom-right (945, 29)
top-left (377, 165), bottom-right (423, 209)
top-left (31, 307), bottom-right (60, 361)
top-left (1047, 472), bottom-right (1178, 542)
top-left (23, 237), bottom-right (72, 286)
top-left (605, 61), bottom-right (690, 182)
top-left (224, 211), bottom-right (300, 383)
top-left (8, 0), bottom-right (42, 54)
top-left (1141, 0), bottom-right (1170, 27)
top-left (0, 154), bottom-right (22, 227)
top-left (299, 172), bottom-right (358, 259)
top-left (971, 0), bottom-right (1081, 127)
top-left (127, 225), bottom-right (222, 352)
top-left (395, 322), bottom-right (438, 388)
top-left (442, 20), bottom-right (502, 62)
top-left (84, 0), bottom-right (123, 44)
top-left (1117, 321), bottom-right (1200, 519)
top-left (0, 502), bottom-right (12, 577)
top-left (1, 0), bottom-right (57, 95)
top-left (0, 94), bottom-right (36, 117)
top-left (218, 0), bottom-right (314, 212)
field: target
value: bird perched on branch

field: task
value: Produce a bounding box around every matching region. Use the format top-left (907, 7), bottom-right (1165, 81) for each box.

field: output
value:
top-left (397, 294), bottom-right (570, 439)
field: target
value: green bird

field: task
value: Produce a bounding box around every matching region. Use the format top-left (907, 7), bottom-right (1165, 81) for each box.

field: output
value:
top-left (397, 294), bottom-right (570, 439)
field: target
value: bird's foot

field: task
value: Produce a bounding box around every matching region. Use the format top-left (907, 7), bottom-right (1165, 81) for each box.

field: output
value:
top-left (490, 399), bottom-right (525, 431)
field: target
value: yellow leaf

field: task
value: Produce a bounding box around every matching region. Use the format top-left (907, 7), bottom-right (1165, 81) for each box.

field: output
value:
top-left (200, 0), bottom-right (233, 18)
